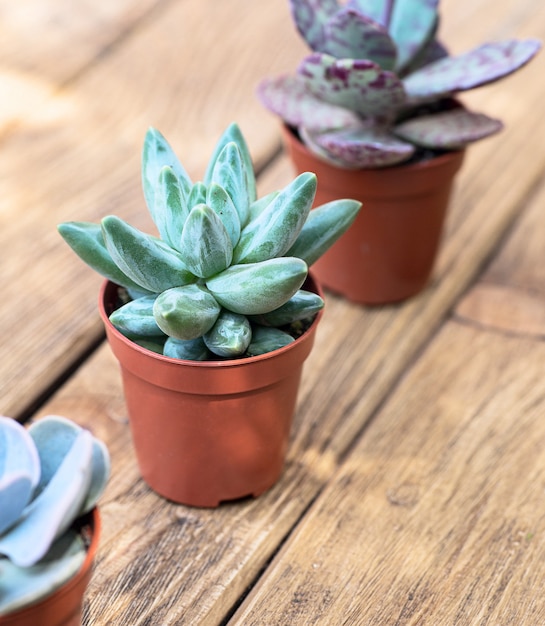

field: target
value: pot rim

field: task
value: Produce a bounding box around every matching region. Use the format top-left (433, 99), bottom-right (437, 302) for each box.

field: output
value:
top-left (281, 123), bottom-right (466, 175)
top-left (98, 273), bottom-right (324, 370)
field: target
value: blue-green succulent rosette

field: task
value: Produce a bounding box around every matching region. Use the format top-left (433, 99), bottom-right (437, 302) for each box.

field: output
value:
top-left (0, 415), bottom-right (109, 616)
top-left (59, 123), bottom-right (362, 361)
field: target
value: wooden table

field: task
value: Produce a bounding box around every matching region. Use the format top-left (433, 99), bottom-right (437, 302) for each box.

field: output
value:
top-left (2, 0), bottom-right (545, 623)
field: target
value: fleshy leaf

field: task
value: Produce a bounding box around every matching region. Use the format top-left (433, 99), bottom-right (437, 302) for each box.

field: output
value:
top-left (289, 0), bottom-right (339, 51)
top-left (210, 142), bottom-right (251, 227)
top-left (394, 108), bottom-right (503, 149)
top-left (203, 311), bottom-right (252, 357)
top-left (246, 326), bottom-right (295, 357)
top-left (301, 124), bottom-right (414, 168)
top-left (179, 204), bottom-right (233, 278)
top-left (109, 295), bottom-right (165, 337)
top-left (206, 183), bottom-right (241, 249)
top-left (404, 39), bottom-right (542, 104)
top-left (388, 0), bottom-right (440, 71)
top-left (206, 258), bottom-right (308, 315)
top-left (153, 284), bottom-right (221, 340)
top-left (101, 215), bottom-right (195, 293)
top-left (142, 127), bottom-right (192, 223)
top-left (28, 415), bottom-right (110, 515)
top-left (0, 418), bottom-right (40, 535)
top-left (298, 53), bottom-right (406, 120)
top-left (153, 166), bottom-right (190, 249)
top-left (187, 181), bottom-right (207, 209)
top-left (287, 198), bottom-right (363, 264)
top-left (0, 431), bottom-right (93, 567)
top-left (163, 337), bottom-right (211, 361)
top-left (249, 290), bottom-right (324, 327)
top-left (204, 123), bottom-right (257, 203)
top-left (323, 8), bottom-right (397, 70)
top-left (233, 172), bottom-right (316, 264)
top-left (57, 222), bottom-right (153, 295)
top-left (257, 75), bottom-right (361, 132)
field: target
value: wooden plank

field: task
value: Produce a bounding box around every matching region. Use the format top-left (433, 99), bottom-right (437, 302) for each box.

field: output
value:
top-left (0, 0), bottom-right (162, 82)
top-left (0, 0), bottom-right (163, 132)
top-left (231, 173), bottom-right (545, 625)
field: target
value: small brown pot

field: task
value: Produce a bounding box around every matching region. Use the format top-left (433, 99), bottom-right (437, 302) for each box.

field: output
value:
top-left (0, 508), bottom-right (101, 626)
top-left (99, 277), bottom-right (323, 508)
top-left (282, 125), bottom-right (465, 304)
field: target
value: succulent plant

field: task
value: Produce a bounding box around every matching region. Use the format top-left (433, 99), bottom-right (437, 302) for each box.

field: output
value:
top-left (58, 123), bottom-right (361, 360)
top-left (257, 0), bottom-right (541, 168)
top-left (0, 415), bottom-right (110, 616)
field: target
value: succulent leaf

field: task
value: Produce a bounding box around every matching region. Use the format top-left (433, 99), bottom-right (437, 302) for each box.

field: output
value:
top-left (322, 8), bottom-right (397, 70)
top-left (179, 204), bottom-right (233, 278)
top-left (210, 142), bottom-right (251, 227)
top-left (132, 337), bottom-right (166, 354)
top-left (394, 108), bottom-right (503, 149)
top-left (206, 182), bottom-right (241, 248)
top-left (206, 258), bottom-right (308, 315)
top-left (0, 418), bottom-right (40, 535)
top-left (298, 53), bottom-right (406, 120)
top-left (163, 337), bottom-right (211, 361)
top-left (403, 39), bottom-right (542, 105)
top-left (204, 122), bottom-right (257, 203)
top-left (301, 124), bottom-right (414, 168)
top-left (203, 311), bottom-right (252, 357)
top-left (153, 166), bottom-right (190, 249)
top-left (153, 284), bottom-right (221, 340)
top-left (0, 431), bottom-right (93, 567)
top-left (101, 215), bottom-right (195, 293)
top-left (289, 0), bottom-right (339, 51)
top-left (57, 222), bottom-right (152, 295)
top-left (142, 127), bottom-right (192, 223)
top-left (187, 181), bottom-right (207, 208)
top-left (246, 326), bottom-right (295, 356)
top-left (346, 0), bottom-right (392, 26)
top-left (248, 191), bottom-right (280, 223)
top-left (287, 198), bottom-right (363, 264)
top-left (257, 75), bottom-right (361, 132)
top-left (109, 295), bottom-right (165, 337)
top-left (388, 0), bottom-right (440, 71)
top-left (233, 172), bottom-right (316, 264)
top-left (28, 415), bottom-right (111, 516)
top-left (248, 290), bottom-right (324, 326)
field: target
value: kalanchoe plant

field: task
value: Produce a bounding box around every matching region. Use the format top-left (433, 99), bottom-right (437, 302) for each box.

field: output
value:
top-left (0, 415), bottom-right (109, 616)
top-left (257, 0), bottom-right (541, 168)
top-left (58, 123), bottom-right (361, 360)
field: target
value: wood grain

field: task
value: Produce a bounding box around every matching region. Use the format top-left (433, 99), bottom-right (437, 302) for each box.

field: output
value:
top-left (4, 0), bottom-right (545, 623)
top-left (232, 172), bottom-right (545, 626)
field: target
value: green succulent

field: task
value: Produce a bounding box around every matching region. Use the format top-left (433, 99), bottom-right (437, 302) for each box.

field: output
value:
top-left (58, 123), bottom-right (361, 360)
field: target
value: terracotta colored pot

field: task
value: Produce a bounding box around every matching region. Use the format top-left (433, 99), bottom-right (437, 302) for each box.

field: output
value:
top-left (282, 125), bottom-right (466, 304)
top-left (0, 508), bottom-right (101, 626)
top-left (99, 277), bottom-right (323, 507)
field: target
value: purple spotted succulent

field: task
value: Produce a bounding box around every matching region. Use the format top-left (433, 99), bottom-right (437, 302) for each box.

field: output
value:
top-left (258, 0), bottom-right (541, 168)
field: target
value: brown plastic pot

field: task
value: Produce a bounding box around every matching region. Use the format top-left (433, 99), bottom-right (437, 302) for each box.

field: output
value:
top-left (0, 508), bottom-right (101, 626)
top-left (99, 276), bottom-right (323, 508)
top-left (282, 125), bottom-right (466, 304)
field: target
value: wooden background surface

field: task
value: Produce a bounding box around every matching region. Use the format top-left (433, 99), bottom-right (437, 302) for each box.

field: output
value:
top-left (1, 0), bottom-right (545, 623)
